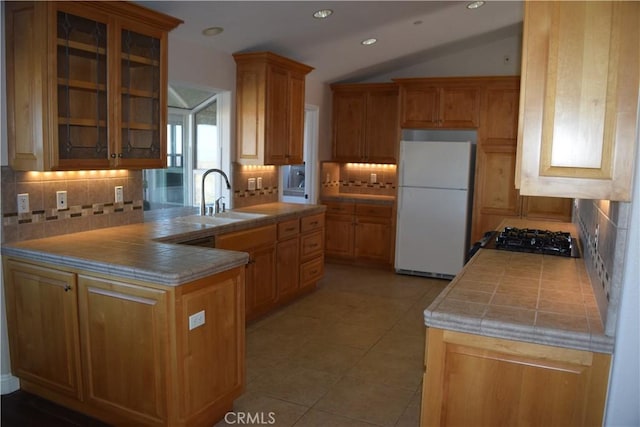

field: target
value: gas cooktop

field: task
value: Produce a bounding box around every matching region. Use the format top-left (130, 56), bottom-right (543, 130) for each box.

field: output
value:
top-left (484, 227), bottom-right (581, 258)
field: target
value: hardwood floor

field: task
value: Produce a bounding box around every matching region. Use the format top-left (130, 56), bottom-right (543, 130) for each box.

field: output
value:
top-left (1, 390), bottom-right (108, 427)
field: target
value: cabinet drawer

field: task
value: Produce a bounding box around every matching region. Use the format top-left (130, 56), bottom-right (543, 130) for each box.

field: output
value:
top-left (301, 213), bottom-right (324, 232)
top-left (324, 202), bottom-right (355, 215)
top-left (278, 219), bottom-right (300, 240)
top-left (300, 256), bottom-right (324, 285)
top-left (216, 225), bottom-right (277, 251)
top-left (300, 230), bottom-right (324, 259)
top-left (355, 204), bottom-right (392, 218)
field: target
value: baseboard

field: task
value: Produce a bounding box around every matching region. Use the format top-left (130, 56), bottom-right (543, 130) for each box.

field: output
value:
top-left (1, 373), bottom-right (20, 394)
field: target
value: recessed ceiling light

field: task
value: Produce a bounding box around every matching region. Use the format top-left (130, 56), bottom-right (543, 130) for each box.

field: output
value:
top-left (466, 1), bottom-right (485, 9)
top-left (202, 26), bottom-right (224, 37)
top-left (313, 9), bottom-right (333, 19)
top-left (361, 38), bottom-right (377, 46)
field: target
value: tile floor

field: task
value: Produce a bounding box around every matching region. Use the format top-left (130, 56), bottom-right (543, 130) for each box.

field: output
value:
top-left (216, 263), bottom-right (449, 427)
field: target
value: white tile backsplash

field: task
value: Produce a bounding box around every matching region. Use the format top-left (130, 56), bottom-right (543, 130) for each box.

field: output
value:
top-left (575, 198), bottom-right (632, 336)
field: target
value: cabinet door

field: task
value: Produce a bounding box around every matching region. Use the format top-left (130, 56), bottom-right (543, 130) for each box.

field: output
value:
top-left (399, 86), bottom-right (440, 128)
top-left (277, 237), bottom-right (300, 298)
top-left (116, 22), bottom-right (168, 169)
top-left (354, 216), bottom-right (392, 264)
top-left (423, 328), bottom-right (611, 427)
top-left (286, 72), bottom-right (306, 164)
top-left (3, 260), bottom-right (82, 399)
top-left (517, 1), bottom-right (639, 201)
top-left (265, 65), bottom-right (291, 165)
top-left (248, 244), bottom-right (277, 319)
top-left (472, 146), bottom-right (521, 241)
top-left (78, 275), bottom-right (169, 424)
top-left (365, 88), bottom-right (399, 162)
top-left (332, 91), bottom-right (366, 161)
top-left (439, 86), bottom-right (480, 128)
top-left (325, 214), bottom-right (355, 258)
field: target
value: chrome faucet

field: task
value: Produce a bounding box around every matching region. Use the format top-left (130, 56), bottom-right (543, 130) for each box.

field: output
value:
top-left (200, 168), bottom-right (232, 216)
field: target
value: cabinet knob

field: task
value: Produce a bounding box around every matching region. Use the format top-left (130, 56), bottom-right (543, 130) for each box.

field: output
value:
top-left (118, 153), bottom-right (123, 158)
top-left (110, 153), bottom-right (117, 158)
top-left (64, 285), bottom-right (72, 292)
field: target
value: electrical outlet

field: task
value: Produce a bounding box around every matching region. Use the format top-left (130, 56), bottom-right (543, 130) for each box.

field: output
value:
top-left (188, 310), bottom-right (206, 330)
top-left (326, 173), bottom-right (331, 182)
top-left (248, 178), bottom-right (256, 191)
top-left (17, 193), bottom-right (29, 214)
top-left (370, 173), bottom-right (377, 184)
top-left (256, 177), bottom-right (263, 190)
top-left (114, 186), bottom-right (123, 203)
top-left (56, 190), bottom-right (68, 210)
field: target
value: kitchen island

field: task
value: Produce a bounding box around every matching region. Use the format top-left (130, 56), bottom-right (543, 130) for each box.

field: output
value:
top-left (421, 219), bottom-right (613, 427)
top-left (1, 202), bottom-right (325, 427)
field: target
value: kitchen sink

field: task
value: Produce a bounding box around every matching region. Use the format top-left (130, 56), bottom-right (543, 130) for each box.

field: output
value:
top-left (174, 211), bottom-right (267, 226)
top-left (211, 211), bottom-right (268, 220)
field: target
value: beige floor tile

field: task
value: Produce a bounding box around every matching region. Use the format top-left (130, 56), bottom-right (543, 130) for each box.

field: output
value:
top-left (315, 376), bottom-right (415, 427)
top-left (293, 409), bottom-right (379, 427)
top-left (214, 392), bottom-right (308, 427)
top-left (371, 331), bottom-right (425, 359)
top-left (246, 328), bottom-right (311, 362)
top-left (394, 390), bottom-right (422, 427)
top-left (248, 364), bottom-right (341, 407)
top-left (288, 340), bottom-right (367, 375)
top-left (307, 320), bottom-right (388, 349)
top-left (347, 349), bottom-right (423, 392)
top-left (234, 264), bottom-right (445, 427)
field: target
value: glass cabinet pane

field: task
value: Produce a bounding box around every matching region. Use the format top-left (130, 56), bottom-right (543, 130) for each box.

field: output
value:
top-left (56, 11), bottom-right (108, 160)
top-left (121, 29), bottom-right (161, 160)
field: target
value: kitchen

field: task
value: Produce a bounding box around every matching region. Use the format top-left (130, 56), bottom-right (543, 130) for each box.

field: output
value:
top-left (1, 1), bottom-right (639, 427)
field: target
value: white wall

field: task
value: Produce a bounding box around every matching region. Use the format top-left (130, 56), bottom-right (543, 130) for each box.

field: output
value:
top-left (604, 113), bottom-right (640, 426)
top-left (363, 32), bottom-right (522, 82)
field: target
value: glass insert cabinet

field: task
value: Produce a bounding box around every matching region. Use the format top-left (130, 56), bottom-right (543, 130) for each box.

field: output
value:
top-left (5, 1), bottom-right (182, 171)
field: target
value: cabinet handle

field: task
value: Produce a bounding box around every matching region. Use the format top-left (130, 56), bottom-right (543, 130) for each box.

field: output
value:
top-left (64, 285), bottom-right (72, 292)
top-left (309, 221), bottom-right (318, 226)
top-left (110, 153), bottom-right (117, 158)
top-left (285, 227), bottom-right (295, 232)
top-left (118, 153), bottom-right (123, 158)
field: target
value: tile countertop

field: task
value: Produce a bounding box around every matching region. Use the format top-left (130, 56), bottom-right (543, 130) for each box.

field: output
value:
top-left (424, 219), bottom-right (615, 354)
top-left (1, 202), bottom-right (326, 287)
top-left (321, 194), bottom-right (395, 205)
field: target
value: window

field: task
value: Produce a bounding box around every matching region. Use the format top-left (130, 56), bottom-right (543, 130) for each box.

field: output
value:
top-left (144, 85), bottom-right (228, 212)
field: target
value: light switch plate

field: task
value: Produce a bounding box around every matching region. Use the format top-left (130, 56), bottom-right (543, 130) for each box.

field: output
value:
top-left (56, 190), bottom-right (68, 210)
top-left (114, 186), bottom-right (123, 203)
top-left (370, 173), bottom-right (377, 184)
top-left (17, 193), bottom-right (29, 214)
top-left (188, 310), bottom-right (206, 330)
top-left (248, 178), bottom-right (256, 191)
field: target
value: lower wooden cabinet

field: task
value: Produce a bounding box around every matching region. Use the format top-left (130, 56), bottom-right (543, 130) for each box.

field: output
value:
top-left (78, 275), bottom-right (170, 424)
top-left (422, 328), bottom-right (611, 427)
top-left (216, 225), bottom-right (277, 321)
top-left (299, 213), bottom-right (325, 291)
top-left (3, 260), bottom-right (82, 399)
top-left (324, 201), bottom-right (393, 267)
top-left (216, 212), bottom-right (325, 321)
top-left (3, 257), bottom-right (245, 427)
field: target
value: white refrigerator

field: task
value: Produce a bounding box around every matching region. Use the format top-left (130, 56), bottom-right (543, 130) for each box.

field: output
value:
top-left (395, 140), bottom-right (474, 279)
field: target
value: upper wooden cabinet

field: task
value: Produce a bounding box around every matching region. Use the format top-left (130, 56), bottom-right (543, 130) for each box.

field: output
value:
top-left (331, 83), bottom-right (399, 163)
top-left (234, 52), bottom-right (314, 166)
top-left (394, 78), bottom-right (481, 129)
top-left (471, 77), bottom-right (572, 242)
top-left (516, 1), bottom-right (639, 201)
top-left (4, 1), bottom-right (182, 171)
